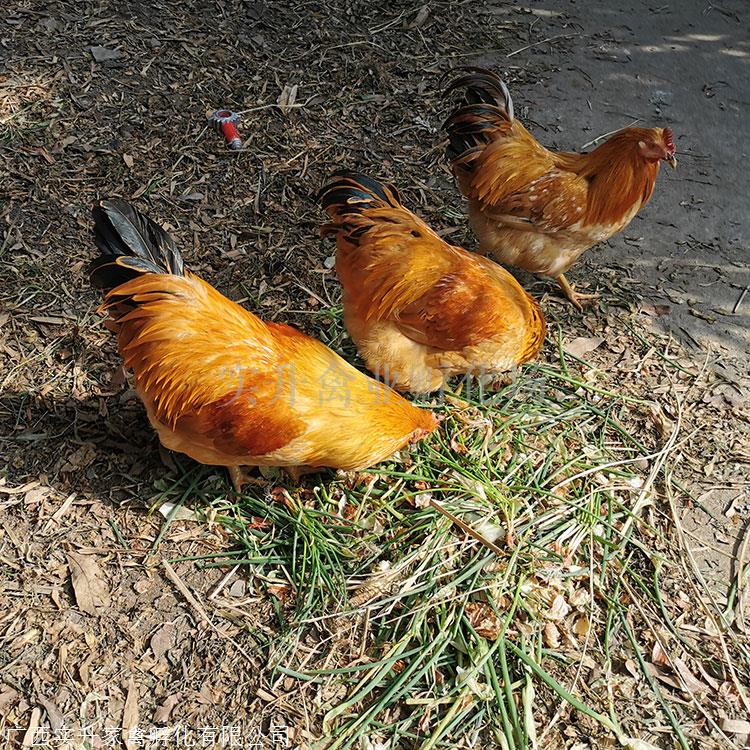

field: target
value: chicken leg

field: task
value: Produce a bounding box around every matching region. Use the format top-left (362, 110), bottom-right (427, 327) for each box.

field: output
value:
top-left (555, 274), bottom-right (600, 311)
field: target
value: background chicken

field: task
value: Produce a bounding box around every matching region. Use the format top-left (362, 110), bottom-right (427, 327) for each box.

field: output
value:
top-left (443, 67), bottom-right (677, 309)
top-left (90, 200), bottom-right (436, 488)
top-left (319, 171), bottom-right (546, 393)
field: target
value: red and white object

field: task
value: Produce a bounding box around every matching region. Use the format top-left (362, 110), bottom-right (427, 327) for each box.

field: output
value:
top-left (208, 110), bottom-right (242, 150)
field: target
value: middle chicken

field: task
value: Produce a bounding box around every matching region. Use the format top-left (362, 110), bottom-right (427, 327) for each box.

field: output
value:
top-left (320, 171), bottom-right (547, 393)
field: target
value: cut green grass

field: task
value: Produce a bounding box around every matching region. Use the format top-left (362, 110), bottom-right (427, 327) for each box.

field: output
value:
top-left (151, 344), bottom-right (748, 749)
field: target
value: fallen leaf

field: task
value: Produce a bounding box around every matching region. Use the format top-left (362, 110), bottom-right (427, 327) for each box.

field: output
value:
top-left (90, 45), bottom-right (123, 62)
top-left (413, 492), bottom-right (432, 508)
top-left (122, 677), bottom-right (139, 750)
top-left (695, 661), bottom-right (721, 691)
top-left (673, 657), bottom-right (710, 694)
top-left (267, 583), bottom-right (293, 603)
top-left (158, 501), bottom-right (199, 521)
top-left (647, 403), bottom-right (672, 441)
top-left (543, 622), bottom-right (560, 648)
top-left (721, 718), bottom-right (750, 734)
top-left (465, 601), bottom-right (502, 640)
top-left (645, 662), bottom-right (682, 691)
top-left (37, 697), bottom-right (64, 732)
top-left (624, 658), bottom-right (639, 679)
top-left (0, 687), bottom-right (19, 711)
top-left (277, 83), bottom-right (298, 114)
top-left (563, 336), bottom-right (605, 360)
top-left (547, 594), bottom-right (571, 621)
top-left (150, 623), bottom-right (174, 661)
top-left (621, 738), bottom-right (661, 750)
top-left (409, 5), bottom-right (430, 28)
top-left (228, 579), bottom-right (246, 597)
top-left (59, 443), bottom-right (98, 473)
top-left (67, 551), bottom-right (111, 616)
top-left (21, 707), bottom-right (41, 748)
top-left (153, 693), bottom-right (181, 724)
top-left (123, 153), bottom-right (134, 168)
top-left (651, 640), bottom-right (669, 667)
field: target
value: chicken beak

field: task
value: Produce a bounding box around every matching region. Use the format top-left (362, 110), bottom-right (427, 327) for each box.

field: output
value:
top-left (666, 155), bottom-right (677, 169)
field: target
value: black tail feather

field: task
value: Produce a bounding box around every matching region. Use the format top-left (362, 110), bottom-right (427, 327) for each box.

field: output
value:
top-left (318, 170), bottom-right (406, 246)
top-left (318, 170), bottom-right (401, 217)
top-left (442, 67), bottom-right (515, 165)
top-left (90, 199), bottom-right (184, 293)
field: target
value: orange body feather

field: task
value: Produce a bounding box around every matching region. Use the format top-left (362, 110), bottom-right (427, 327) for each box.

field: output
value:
top-left (320, 172), bottom-right (546, 392)
top-left (91, 200), bottom-right (436, 481)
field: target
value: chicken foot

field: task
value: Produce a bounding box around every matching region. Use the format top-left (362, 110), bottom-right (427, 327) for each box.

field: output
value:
top-left (555, 274), bottom-right (600, 311)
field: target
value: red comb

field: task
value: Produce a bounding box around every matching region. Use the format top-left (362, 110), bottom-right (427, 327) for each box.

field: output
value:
top-left (663, 127), bottom-right (675, 153)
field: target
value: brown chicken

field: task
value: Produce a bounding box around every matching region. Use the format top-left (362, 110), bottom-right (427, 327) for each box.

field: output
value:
top-left (443, 67), bottom-right (677, 309)
top-left (90, 200), bottom-right (436, 489)
top-left (319, 172), bottom-right (546, 393)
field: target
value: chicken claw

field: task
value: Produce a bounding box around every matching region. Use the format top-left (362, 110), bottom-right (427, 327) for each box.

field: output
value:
top-left (555, 274), bottom-right (600, 311)
top-left (228, 466), bottom-right (266, 493)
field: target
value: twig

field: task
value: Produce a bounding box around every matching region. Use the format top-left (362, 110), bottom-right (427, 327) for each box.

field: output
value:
top-left (428, 499), bottom-right (504, 556)
top-left (506, 33), bottom-right (579, 58)
top-left (581, 119), bottom-right (642, 149)
top-left (733, 285), bottom-right (749, 314)
top-left (208, 562), bottom-right (241, 600)
top-left (735, 522), bottom-right (750, 633)
top-left (162, 560), bottom-right (257, 663)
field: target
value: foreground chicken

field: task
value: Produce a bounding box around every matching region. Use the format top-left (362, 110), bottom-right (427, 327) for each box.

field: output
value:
top-left (319, 171), bottom-right (546, 393)
top-left (443, 67), bottom-right (677, 309)
top-left (90, 200), bottom-right (437, 488)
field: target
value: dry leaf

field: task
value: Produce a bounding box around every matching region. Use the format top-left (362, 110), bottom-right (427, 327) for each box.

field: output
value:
top-left (277, 83), bottom-right (298, 115)
top-left (21, 707), bottom-right (41, 748)
top-left (0, 687), bottom-right (19, 711)
top-left (624, 658), bottom-right (640, 679)
top-left (721, 718), bottom-right (750, 734)
top-left (563, 336), bottom-right (605, 359)
top-left (465, 602), bottom-right (502, 640)
top-left (150, 623), bottom-right (174, 661)
top-left (267, 583), bottom-right (293, 603)
top-left (651, 640), bottom-right (669, 667)
top-left (647, 403), bottom-right (672, 441)
top-left (695, 661), bottom-right (721, 691)
top-left (547, 594), bottom-right (571, 621)
top-left (59, 443), bottom-right (98, 473)
top-left (153, 693), bottom-right (181, 725)
top-left (37, 697), bottom-right (64, 732)
top-left (621, 738), bottom-right (661, 750)
top-left (158, 501), bottom-right (199, 521)
top-left (543, 622), bottom-right (561, 648)
top-left (645, 662), bottom-right (681, 691)
top-left (410, 5), bottom-right (430, 28)
top-left (122, 677), bottom-right (139, 750)
top-left (123, 153), bottom-right (134, 168)
top-left (67, 551), bottom-right (111, 616)
top-left (413, 492), bottom-right (432, 508)
top-left (673, 657), bottom-right (710, 694)
top-left (90, 45), bottom-right (123, 62)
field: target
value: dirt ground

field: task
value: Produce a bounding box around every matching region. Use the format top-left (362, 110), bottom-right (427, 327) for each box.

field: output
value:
top-left (516, 0), bottom-right (749, 357)
top-left (1, 0), bottom-right (748, 748)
